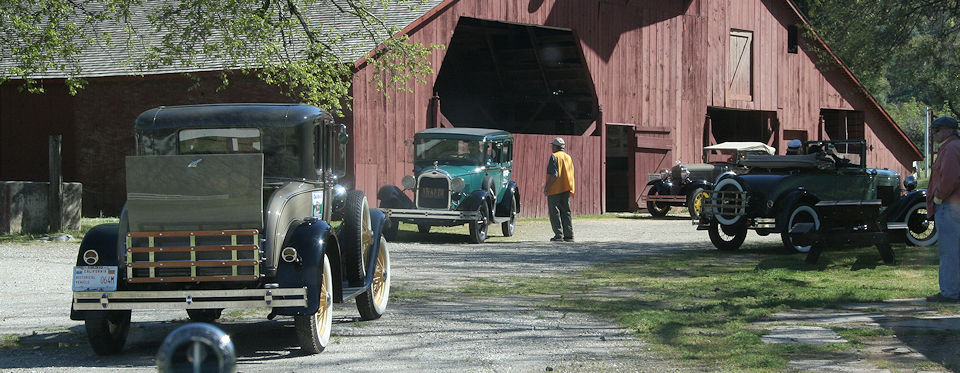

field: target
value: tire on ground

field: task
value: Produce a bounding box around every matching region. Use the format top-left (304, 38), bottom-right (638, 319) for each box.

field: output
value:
top-left (905, 201), bottom-right (938, 246)
top-left (186, 309), bottom-right (223, 323)
top-left (356, 236), bottom-right (391, 320)
top-left (708, 221), bottom-right (747, 251)
top-left (469, 205), bottom-right (490, 244)
top-left (85, 310), bottom-right (131, 355)
top-left (781, 204), bottom-right (820, 253)
top-left (687, 187), bottom-right (706, 220)
top-left (646, 188), bottom-right (670, 217)
top-left (295, 253), bottom-right (332, 354)
top-left (502, 197), bottom-right (517, 237)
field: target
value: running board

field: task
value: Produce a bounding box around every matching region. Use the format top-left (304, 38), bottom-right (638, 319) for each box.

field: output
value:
top-left (342, 285), bottom-right (369, 302)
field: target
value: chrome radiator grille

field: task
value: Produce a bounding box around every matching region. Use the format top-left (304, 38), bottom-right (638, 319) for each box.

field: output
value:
top-left (125, 230), bottom-right (260, 283)
top-left (417, 175), bottom-right (450, 209)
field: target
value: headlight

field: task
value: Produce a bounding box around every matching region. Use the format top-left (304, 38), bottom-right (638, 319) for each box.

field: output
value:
top-left (904, 174), bottom-right (918, 192)
top-left (82, 249), bottom-right (99, 265)
top-left (281, 247), bottom-right (298, 263)
top-left (450, 177), bottom-right (465, 192)
top-left (659, 169), bottom-right (670, 181)
top-left (680, 166), bottom-right (690, 179)
top-left (401, 175), bottom-right (416, 189)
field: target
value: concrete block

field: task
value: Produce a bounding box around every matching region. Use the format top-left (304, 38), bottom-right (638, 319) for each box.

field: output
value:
top-left (1, 181), bottom-right (82, 234)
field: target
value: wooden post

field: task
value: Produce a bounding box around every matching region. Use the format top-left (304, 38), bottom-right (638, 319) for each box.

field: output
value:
top-left (48, 135), bottom-right (63, 233)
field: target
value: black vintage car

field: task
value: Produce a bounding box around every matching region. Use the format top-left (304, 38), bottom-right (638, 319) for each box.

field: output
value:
top-left (698, 139), bottom-right (936, 253)
top-left (643, 142), bottom-right (775, 218)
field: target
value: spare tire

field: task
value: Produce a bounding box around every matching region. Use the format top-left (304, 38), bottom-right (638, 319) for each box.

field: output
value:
top-left (713, 177), bottom-right (745, 226)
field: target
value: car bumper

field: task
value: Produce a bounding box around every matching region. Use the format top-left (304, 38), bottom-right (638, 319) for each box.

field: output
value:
top-left (640, 194), bottom-right (687, 204)
top-left (72, 287), bottom-right (307, 311)
top-left (383, 208), bottom-right (481, 225)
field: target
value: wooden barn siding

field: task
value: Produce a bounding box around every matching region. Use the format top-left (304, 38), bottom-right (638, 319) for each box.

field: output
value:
top-left (1, 74), bottom-right (294, 216)
top-left (350, 0), bottom-right (917, 217)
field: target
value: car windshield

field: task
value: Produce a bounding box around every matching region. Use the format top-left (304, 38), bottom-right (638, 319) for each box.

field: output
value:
top-left (415, 138), bottom-right (484, 165)
top-left (178, 128), bottom-right (262, 154)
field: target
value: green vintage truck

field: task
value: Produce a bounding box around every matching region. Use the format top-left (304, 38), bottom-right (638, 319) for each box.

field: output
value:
top-left (377, 128), bottom-right (520, 243)
top-left (70, 104), bottom-right (391, 355)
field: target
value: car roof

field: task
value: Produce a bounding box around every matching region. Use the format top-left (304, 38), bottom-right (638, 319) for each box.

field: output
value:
top-left (416, 127), bottom-right (512, 141)
top-left (134, 103), bottom-right (332, 130)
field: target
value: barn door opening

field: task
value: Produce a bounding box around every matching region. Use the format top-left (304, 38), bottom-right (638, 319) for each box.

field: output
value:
top-left (606, 124), bottom-right (632, 212)
top-left (433, 17), bottom-right (599, 135)
top-left (706, 107), bottom-right (779, 150)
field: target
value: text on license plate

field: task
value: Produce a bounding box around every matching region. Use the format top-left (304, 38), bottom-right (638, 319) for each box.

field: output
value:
top-left (422, 188), bottom-right (446, 199)
top-left (73, 266), bottom-right (118, 292)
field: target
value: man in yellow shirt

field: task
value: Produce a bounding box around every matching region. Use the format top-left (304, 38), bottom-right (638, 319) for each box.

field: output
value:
top-left (544, 137), bottom-right (575, 242)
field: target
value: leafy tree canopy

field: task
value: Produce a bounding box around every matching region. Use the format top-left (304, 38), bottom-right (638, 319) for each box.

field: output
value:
top-left (794, 0), bottom-right (960, 150)
top-left (0, 0), bottom-right (443, 115)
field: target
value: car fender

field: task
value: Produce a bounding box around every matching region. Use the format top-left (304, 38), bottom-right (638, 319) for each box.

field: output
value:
top-left (774, 189), bottom-right (820, 231)
top-left (646, 180), bottom-right (672, 194)
top-left (274, 219), bottom-right (341, 316)
top-left (377, 185), bottom-right (414, 209)
top-left (712, 171), bottom-right (742, 189)
top-left (364, 208), bottom-right (388, 284)
top-left (70, 222), bottom-right (125, 321)
top-left (680, 180), bottom-right (713, 197)
top-left (886, 189), bottom-right (928, 222)
top-left (459, 190), bottom-right (491, 212)
top-left (495, 181), bottom-right (520, 217)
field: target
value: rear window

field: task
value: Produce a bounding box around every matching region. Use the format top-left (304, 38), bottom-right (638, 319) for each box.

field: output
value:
top-left (178, 128), bottom-right (262, 154)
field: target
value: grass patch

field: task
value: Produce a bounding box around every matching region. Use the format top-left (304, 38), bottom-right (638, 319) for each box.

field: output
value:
top-left (0, 217), bottom-right (119, 243)
top-left (0, 334), bottom-right (22, 349)
top-left (456, 243), bottom-right (952, 371)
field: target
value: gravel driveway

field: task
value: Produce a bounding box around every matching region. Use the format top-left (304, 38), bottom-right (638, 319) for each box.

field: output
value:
top-left (0, 215), bottom-right (780, 372)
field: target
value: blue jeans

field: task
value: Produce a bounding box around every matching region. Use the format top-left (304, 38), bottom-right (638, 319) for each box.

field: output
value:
top-left (935, 203), bottom-right (960, 299)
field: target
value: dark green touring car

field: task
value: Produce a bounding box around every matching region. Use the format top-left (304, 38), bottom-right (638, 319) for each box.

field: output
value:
top-left (699, 139), bottom-right (936, 252)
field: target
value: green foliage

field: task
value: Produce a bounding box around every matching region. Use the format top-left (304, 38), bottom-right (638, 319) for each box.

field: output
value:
top-left (795, 0), bottom-right (960, 121)
top-left (0, 0), bottom-right (442, 115)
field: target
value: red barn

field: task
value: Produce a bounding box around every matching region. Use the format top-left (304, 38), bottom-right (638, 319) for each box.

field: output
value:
top-left (0, 0), bottom-right (921, 217)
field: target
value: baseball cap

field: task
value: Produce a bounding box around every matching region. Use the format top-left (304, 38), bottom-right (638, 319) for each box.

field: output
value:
top-left (549, 137), bottom-right (565, 147)
top-left (931, 116), bottom-right (959, 130)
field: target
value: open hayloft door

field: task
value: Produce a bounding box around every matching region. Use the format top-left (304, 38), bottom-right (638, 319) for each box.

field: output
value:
top-left (704, 107), bottom-right (780, 154)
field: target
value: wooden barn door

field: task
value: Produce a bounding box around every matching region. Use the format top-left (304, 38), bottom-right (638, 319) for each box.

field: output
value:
top-left (630, 126), bottom-right (673, 211)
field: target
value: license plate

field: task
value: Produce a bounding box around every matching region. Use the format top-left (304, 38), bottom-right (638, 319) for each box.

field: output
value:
top-left (72, 266), bottom-right (118, 292)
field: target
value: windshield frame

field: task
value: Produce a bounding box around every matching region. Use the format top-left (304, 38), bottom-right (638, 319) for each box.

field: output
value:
top-left (414, 138), bottom-right (486, 165)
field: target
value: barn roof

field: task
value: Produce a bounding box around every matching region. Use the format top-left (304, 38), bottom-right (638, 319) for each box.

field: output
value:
top-left (0, 1), bottom-right (445, 79)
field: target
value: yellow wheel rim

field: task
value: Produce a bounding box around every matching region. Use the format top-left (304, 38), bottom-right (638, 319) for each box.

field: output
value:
top-left (372, 243), bottom-right (388, 305)
top-left (694, 191), bottom-right (708, 216)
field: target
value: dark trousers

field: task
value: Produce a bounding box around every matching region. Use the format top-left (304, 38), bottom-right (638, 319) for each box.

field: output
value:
top-left (547, 191), bottom-right (573, 239)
